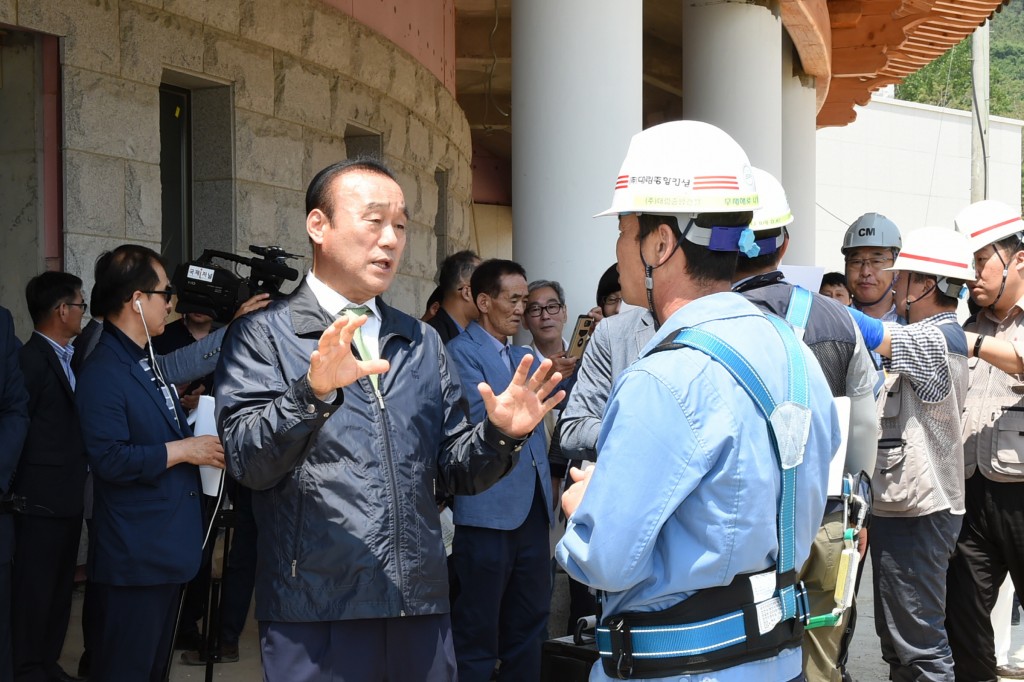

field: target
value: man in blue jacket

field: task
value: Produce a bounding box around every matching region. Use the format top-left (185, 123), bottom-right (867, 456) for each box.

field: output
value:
top-left (446, 259), bottom-right (554, 681)
top-left (215, 158), bottom-right (564, 682)
top-left (76, 245), bottom-right (225, 681)
top-left (0, 305), bottom-right (29, 682)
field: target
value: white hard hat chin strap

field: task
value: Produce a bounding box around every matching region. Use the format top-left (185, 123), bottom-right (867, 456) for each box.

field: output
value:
top-left (639, 217), bottom-right (692, 331)
top-left (988, 245), bottom-right (1011, 310)
top-left (643, 259), bottom-right (659, 330)
top-left (905, 280), bottom-right (935, 321)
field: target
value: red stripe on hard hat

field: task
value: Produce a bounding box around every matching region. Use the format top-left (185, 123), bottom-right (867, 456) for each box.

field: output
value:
top-left (694, 176), bottom-right (739, 190)
top-left (971, 216), bottom-right (1023, 238)
top-left (899, 252), bottom-right (970, 269)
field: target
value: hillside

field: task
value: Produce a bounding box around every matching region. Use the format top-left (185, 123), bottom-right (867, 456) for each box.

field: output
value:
top-left (896, 0), bottom-right (1024, 119)
top-left (894, 0), bottom-right (1024, 202)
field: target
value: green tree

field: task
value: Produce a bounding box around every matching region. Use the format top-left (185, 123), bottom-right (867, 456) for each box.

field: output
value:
top-left (895, 39), bottom-right (972, 110)
top-left (895, 1), bottom-right (1024, 204)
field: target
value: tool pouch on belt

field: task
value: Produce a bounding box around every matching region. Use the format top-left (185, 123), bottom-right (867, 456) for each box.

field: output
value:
top-left (599, 569), bottom-right (805, 679)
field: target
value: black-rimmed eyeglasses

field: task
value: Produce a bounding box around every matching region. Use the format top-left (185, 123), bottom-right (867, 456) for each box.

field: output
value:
top-left (141, 286), bottom-right (176, 303)
top-left (526, 303), bottom-right (564, 317)
top-left (845, 257), bottom-right (894, 271)
top-left (61, 302), bottom-right (88, 313)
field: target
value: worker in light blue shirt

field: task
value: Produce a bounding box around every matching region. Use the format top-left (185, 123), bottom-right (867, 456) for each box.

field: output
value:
top-left (556, 120), bottom-right (841, 682)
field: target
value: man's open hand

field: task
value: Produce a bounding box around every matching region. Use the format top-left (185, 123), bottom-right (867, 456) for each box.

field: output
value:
top-left (307, 314), bottom-right (390, 399)
top-left (479, 354), bottom-right (564, 438)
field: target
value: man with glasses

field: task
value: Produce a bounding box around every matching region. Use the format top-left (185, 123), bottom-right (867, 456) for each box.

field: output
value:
top-left (523, 279), bottom-right (577, 394)
top-left (10, 272), bottom-right (87, 682)
top-left (447, 259), bottom-right (554, 681)
top-left (76, 245), bottom-right (225, 681)
top-left (842, 213), bottom-right (903, 322)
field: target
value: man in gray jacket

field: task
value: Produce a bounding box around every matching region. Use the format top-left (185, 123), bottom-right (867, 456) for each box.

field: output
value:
top-left (215, 158), bottom-right (564, 682)
top-left (557, 305), bottom-right (654, 463)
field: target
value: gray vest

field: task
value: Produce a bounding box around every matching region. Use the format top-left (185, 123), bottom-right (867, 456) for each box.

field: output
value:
top-left (873, 323), bottom-right (969, 517)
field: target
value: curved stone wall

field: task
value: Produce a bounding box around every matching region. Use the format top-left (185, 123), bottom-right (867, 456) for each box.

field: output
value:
top-left (4, 0), bottom-right (472, 314)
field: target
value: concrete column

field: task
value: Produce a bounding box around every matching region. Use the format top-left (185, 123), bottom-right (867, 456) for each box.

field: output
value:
top-left (512, 0), bottom-right (643, 321)
top-left (682, 0), bottom-right (783, 179)
top-left (780, 34), bottom-right (818, 266)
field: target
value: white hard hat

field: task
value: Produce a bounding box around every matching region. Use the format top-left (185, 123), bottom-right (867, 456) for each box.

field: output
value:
top-left (842, 213), bottom-right (902, 254)
top-left (739, 168), bottom-right (792, 258)
top-left (954, 199), bottom-right (1024, 252)
top-left (887, 227), bottom-right (975, 298)
top-left (595, 120), bottom-right (759, 218)
top-left (749, 168), bottom-right (793, 232)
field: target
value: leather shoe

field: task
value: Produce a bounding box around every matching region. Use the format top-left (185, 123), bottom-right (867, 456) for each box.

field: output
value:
top-left (997, 663), bottom-right (1024, 679)
top-left (180, 642), bottom-right (240, 665)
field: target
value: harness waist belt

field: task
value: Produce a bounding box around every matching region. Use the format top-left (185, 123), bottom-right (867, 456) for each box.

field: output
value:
top-left (597, 569), bottom-right (808, 679)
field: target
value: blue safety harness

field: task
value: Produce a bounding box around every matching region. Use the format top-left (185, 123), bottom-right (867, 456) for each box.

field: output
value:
top-left (596, 290), bottom-right (814, 678)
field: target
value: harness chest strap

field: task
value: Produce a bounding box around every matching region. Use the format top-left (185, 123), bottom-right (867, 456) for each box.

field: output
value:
top-left (597, 306), bottom-right (813, 678)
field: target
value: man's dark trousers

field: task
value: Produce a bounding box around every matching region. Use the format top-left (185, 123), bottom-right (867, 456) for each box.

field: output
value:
top-left (91, 582), bottom-right (180, 682)
top-left (259, 614), bottom-right (457, 681)
top-left (12, 514), bottom-right (81, 681)
top-left (452, 481), bottom-right (551, 681)
top-left (947, 473), bottom-right (1024, 682)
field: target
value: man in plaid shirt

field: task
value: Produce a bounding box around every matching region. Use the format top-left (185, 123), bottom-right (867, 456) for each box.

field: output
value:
top-left (849, 226), bottom-right (974, 682)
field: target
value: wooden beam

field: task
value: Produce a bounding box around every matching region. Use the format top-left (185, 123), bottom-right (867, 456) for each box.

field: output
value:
top-left (828, 0), bottom-right (863, 28)
top-left (831, 16), bottom-right (907, 48)
top-left (857, 0), bottom-right (904, 15)
top-left (781, 0), bottom-right (832, 79)
top-left (817, 102), bottom-right (859, 127)
top-left (832, 46), bottom-right (888, 75)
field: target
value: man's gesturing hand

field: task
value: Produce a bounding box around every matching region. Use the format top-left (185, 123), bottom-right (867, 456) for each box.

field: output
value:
top-left (307, 314), bottom-right (390, 399)
top-left (479, 355), bottom-right (565, 438)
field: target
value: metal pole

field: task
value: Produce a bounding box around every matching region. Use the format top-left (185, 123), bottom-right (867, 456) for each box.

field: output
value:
top-left (971, 21), bottom-right (991, 202)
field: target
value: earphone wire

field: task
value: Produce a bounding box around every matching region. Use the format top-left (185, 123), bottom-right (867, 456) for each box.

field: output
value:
top-left (136, 298), bottom-right (224, 551)
top-left (136, 299), bottom-right (182, 433)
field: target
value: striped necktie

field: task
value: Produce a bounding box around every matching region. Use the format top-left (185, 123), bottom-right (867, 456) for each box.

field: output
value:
top-left (500, 345), bottom-right (516, 374)
top-left (343, 305), bottom-right (378, 390)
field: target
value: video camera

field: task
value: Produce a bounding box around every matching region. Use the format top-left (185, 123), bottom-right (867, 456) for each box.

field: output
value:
top-left (172, 245), bottom-right (301, 323)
